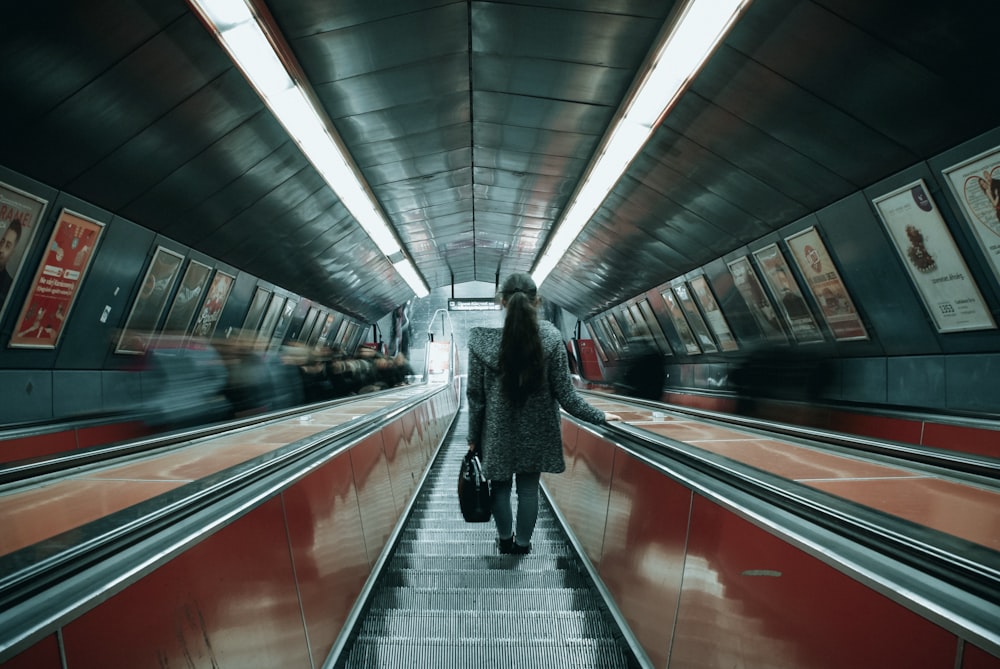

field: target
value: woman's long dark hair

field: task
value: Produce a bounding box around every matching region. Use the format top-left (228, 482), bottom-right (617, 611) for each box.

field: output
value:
top-left (498, 273), bottom-right (544, 406)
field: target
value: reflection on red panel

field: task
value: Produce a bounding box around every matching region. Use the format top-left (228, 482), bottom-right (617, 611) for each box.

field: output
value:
top-left (672, 495), bottom-right (955, 669)
top-left (0, 430), bottom-right (76, 464)
top-left (964, 643), bottom-right (1000, 668)
top-left (922, 422), bottom-right (1000, 459)
top-left (283, 453), bottom-right (369, 664)
top-left (381, 421), bottom-right (410, 514)
top-left (599, 450), bottom-right (692, 668)
top-left (76, 421), bottom-right (150, 448)
top-left (2, 633), bottom-right (61, 669)
top-left (349, 433), bottom-right (396, 566)
top-left (545, 421), bottom-right (580, 530)
top-left (62, 497), bottom-right (310, 668)
top-left (567, 427), bottom-right (615, 564)
top-left (825, 410), bottom-right (924, 445)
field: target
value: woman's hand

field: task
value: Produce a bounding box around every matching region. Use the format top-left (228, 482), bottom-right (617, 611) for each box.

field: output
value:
top-left (604, 412), bottom-right (622, 422)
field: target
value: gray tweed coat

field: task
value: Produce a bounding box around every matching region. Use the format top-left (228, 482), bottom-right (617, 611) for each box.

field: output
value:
top-left (467, 320), bottom-right (606, 480)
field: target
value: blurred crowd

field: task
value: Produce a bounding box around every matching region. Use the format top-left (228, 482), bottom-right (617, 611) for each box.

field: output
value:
top-left (139, 334), bottom-right (416, 429)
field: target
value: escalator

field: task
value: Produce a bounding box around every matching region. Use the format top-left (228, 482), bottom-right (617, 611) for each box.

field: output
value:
top-left (332, 405), bottom-right (643, 669)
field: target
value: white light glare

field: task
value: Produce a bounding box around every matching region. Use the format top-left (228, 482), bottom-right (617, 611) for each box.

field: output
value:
top-left (532, 0), bottom-right (750, 286)
top-left (189, 0), bottom-right (428, 297)
top-left (393, 259), bottom-right (430, 298)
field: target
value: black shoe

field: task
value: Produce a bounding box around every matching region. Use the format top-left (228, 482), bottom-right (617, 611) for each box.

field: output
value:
top-left (510, 541), bottom-right (531, 555)
top-left (496, 536), bottom-right (515, 554)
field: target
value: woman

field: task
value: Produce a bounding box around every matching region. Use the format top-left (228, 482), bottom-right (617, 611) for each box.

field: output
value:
top-left (467, 272), bottom-right (620, 555)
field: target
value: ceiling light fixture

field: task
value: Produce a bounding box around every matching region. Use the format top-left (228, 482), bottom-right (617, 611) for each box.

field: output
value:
top-left (189, 0), bottom-right (429, 298)
top-left (531, 0), bottom-right (752, 287)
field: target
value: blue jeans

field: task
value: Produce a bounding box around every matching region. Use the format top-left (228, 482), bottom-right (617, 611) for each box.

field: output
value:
top-left (491, 472), bottom-right (541, 547)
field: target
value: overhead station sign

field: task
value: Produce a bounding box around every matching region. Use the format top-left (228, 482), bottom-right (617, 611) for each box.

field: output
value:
top-left (447, 298), bottom-right (500, 311)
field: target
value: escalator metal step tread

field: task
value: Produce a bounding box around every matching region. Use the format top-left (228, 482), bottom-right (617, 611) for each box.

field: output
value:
top-left (377, 569), bottom-right (591, 589)
top-left (355, 609), bottom-right (618, 639)
top-left (334, 407), bottom-right (640, 669)
top-left (341, 638), bottom-right (634, 669)
top-left (368, 587), bottom-right (607, 611)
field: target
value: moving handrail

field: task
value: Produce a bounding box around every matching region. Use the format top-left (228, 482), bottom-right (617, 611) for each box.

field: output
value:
top-left (0, 384), bottom-right (450, 662)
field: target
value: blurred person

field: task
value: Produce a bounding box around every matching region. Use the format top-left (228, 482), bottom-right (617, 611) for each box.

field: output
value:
top-left (140, 335), bottom-right (232, 429)
top-left (614, 322), bottom-right (665, 401)
top-left (730, 343), bottom-right (833, 420)
top-left (467, 272), bottom-right (621, 556)
top-left (0, 219), bottom-right (22, 303)
top-left (216, 337), bottom-right (274, 417)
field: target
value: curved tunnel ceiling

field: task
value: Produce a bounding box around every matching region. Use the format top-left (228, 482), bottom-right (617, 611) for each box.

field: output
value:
top-left (0, 1), bottom-right (997, 323)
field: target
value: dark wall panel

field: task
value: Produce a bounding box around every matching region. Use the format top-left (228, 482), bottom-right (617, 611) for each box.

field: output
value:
top-left (55, 213), bottom-right (152, 370)
top-left (886, 355), bottom-right (946, 411)
top-left (814, 191), bottom-right (939, 355)
top-left (0, 369), bottom-right (52, 423)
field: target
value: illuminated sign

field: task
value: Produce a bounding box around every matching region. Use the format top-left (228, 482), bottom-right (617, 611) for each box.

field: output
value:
top-left (447, 298), bottom-right (500, 311)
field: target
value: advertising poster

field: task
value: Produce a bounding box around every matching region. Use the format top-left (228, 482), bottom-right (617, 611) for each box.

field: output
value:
top-left (636, 298), bottom-right (673, 356)
top-left (10, 209), bottom-right (103, 349)
top-left (307, 310), bottom-right (328, 346)
top-left (240, 286), bottom-right (277, 340)
top-left (672, 283), bottom-right (719, 353)
top-left (873, 179), bottom-right (995, 332)
top-left (727, 256), bottom-right (787, 343)
top-left (270, 298), bottom-right (297, 349)
top-left (942, 145), bottom-right (1000, 286)
top-left (191, 271), bottom-right (234, 338)
top-left (257, 294), bottom-right (285, 342)
top-left (585, 320), bottom-right (608, 362)
top-left (591, 317), bottom-right (617, 360)
top-left (688, 276), bottom-right (739, 351)
top-left (299, 307), bottom-right (319, 345)
top-left (161, 260), bottom-right (212, 337)
top-left (660, 288), bottom-right (701, 354)
top-left (595, 315), bottom-right (621, 359)
top-left (753, 244), bottom-right (825, 343)
top-left (116, 246), bottom-right (185, 354)
top-left (317, 312), bottom-right (335, 346)
top-left (785, 227), bottom-right (868, 341)
top-left (0, 182), bottom-right (47, 320)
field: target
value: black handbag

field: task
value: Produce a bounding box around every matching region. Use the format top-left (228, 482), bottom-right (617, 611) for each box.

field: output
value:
top-left (458, 451), bottom-right (492, 522)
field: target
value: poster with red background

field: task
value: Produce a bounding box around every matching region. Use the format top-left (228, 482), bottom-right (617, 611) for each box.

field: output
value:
top-left (10, 209), bottom-right (103, 349)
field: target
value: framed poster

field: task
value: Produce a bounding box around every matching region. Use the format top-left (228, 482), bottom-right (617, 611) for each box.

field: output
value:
top-left (688, 276), bottom-right (739, 351)
top-left (191, 270), bottom-right (234, 338)
top-left (307, 309), bottom-right (327, 346)
top-left (585, 319), bottom-right (609, 362)
top-left (785, 227), bottom-right (868, 341)
top-left (0, 182), bottom-right (47, 320)
top-left (753, 243), bottom-right (825, 343)
top-left (727, 256), bottom-right (787, 343)
top-left (672, 283), bottom-right (718, 353)
top-left (242, 286), bottom-right (272, 333)
top-left (116, 246), bottom-right (185, 354)
top-left (270, 298), bottom-right (297, 348)
top-left (10, 209), bottom-right (103, 349)
top-left (588, 318), bottom-right (613, 361)
top-left (636, 298), bottom-right (673, 356)
top-left (161, 260), bottom-right (212, 337)
top-left (660, 287), bottom-right (701, 354)
top-left (873, 179), bottom-right (995, 332)
top-left (942, 145), bottom-right (1000, 286)
top-left (257, 294), bottom-right (285, 342)
top-left (594, 315), bottom-right (620, 360)
top-left (299, 307), bottom-right (320, 344)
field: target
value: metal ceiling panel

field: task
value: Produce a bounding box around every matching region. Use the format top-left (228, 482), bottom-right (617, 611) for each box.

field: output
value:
top-left (1, 0), bottom-right (997, 322)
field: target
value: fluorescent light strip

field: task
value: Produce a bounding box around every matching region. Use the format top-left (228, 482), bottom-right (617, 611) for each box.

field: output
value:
top-left (190, 0), bottom-right (429, 298)
top-left (532, 0), bottom-right (751, 287)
